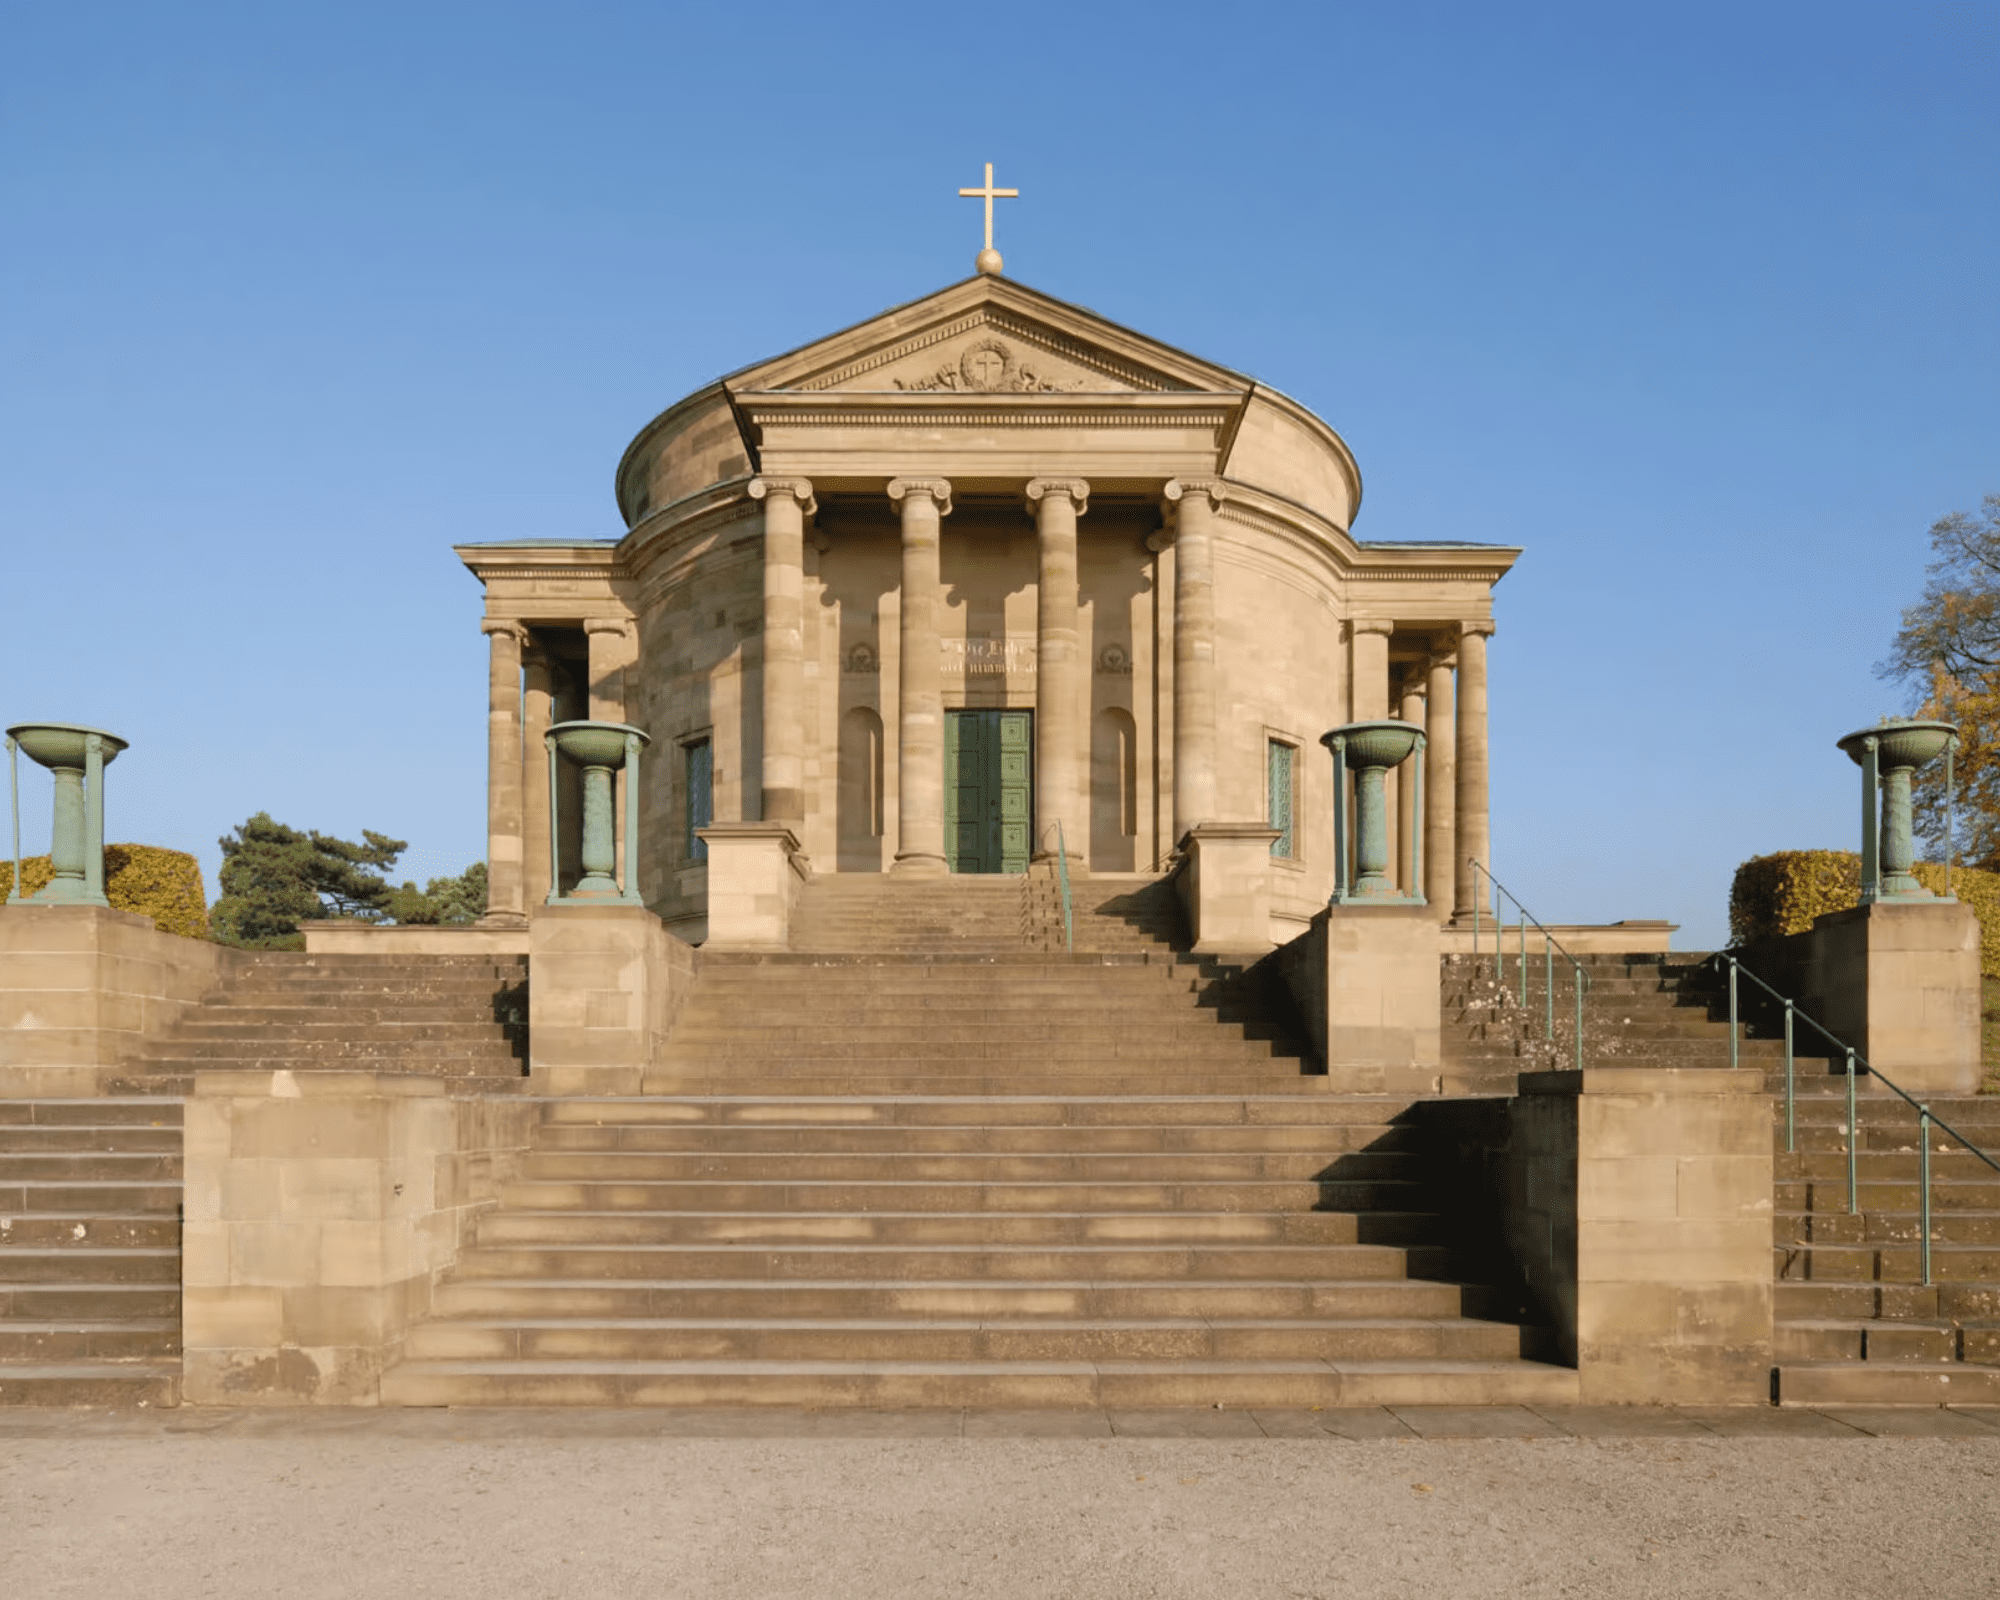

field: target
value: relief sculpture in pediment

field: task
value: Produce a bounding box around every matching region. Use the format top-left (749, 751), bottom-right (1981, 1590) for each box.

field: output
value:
top-left (892, 337), bottom-right (1088, 394)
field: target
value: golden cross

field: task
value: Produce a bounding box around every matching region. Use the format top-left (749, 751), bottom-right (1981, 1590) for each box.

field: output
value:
top-left (959, 162), bottom-right (1019, 252)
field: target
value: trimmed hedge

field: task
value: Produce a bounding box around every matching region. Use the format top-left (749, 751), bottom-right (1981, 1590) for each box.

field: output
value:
top-left (1729, 849), bottom-right (2000, 977)
top-left (0, 844), bottom-right (209, 940)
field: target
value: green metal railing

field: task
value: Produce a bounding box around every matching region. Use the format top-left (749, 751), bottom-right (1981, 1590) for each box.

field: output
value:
top-left (1710, 951), bottom-right (2000, 1286)
top-left (1054, 820), bottom-right (1074, 953)
top-left (1468, 861), bottom-right (1591, 1072)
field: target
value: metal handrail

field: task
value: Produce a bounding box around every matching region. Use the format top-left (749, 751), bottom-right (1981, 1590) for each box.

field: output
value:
top-left (1054, 821), bottom-right (1073, 953)
top-left (1468, 861), bottom-right (1592, 1072)
top-left (1710, 950), bottom-right (2000, 1287)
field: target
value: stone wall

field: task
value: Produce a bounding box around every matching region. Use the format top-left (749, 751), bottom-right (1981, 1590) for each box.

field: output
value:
top-left (182, 1070), bottom-right (539, 1405)
top-left (0, 903), bottom-right (239, 1094)
top-left (1420, 1068), bottom-right (1774, 1404)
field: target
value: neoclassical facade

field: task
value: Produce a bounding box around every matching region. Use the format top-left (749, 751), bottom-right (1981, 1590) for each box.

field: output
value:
top-left (459, 275), bottom-right (1517, 942)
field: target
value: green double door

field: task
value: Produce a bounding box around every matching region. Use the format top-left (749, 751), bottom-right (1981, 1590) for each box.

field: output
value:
top-left (945, 709), bottom-right (1032, 874)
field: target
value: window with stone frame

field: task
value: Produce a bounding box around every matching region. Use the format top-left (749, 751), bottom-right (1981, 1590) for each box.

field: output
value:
top-left (1267, 738), bottom-right (1297, 858)
top-left (684, 737), bottom-right (713, 861)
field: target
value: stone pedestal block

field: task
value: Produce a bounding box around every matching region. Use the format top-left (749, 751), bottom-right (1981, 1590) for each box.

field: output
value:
top-left (697, 823), bottom-right (808, 949)
top-left (1278, 902), bottom-right (1440, 1092)
top-left (0, 903), bottom-right (232, 1093)
top-left (1511, 1068), bottom-right (1773, 1405)
top-left (181, 1070), bottom-right (539, 1405)
top-left (528, 903), bottom-right (691, 1095)
top-left (1174, 823), bottom-right (1280, 954)
top-left (1800, 900), bottom-right (1981, 1095)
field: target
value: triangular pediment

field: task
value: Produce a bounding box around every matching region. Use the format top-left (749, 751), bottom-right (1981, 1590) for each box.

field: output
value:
top-left (723, 277), bottom-right (1249, 398)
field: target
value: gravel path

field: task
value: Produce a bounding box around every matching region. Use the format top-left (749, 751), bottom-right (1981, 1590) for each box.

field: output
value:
top-left (3, 1407), bottom-right (1998, 1599)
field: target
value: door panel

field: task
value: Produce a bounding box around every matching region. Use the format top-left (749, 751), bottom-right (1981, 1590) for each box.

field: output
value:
top-left (946, 709), bottom-right (1034, 873)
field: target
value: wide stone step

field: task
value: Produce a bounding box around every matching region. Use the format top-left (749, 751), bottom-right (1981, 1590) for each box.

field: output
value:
top-left (172, 1015), bottom-right (518, 1036)
top-left (516, 1149), bottom-right (1411, 1183)
top-left (540, 1095), bottom-right (1416, 1128)
top-left (428, 1275), bottom-right (1473, 1321)
top-left (0, 1362), bottom-right (181, 1407)
top-left (1774, 1241), bottom-right (2000, 1282)
top-left (1779, 1152), bottom-right (2000, 1182)
top-left (1777, 1178), bottom-right (2000, 1213)
top-left (532, 1122), bottom-right (1406, 1154)
top-left (654, 1041), bottom-right (1305, 1066)
top-left (378, 1356), bottom-right (1579, 1409)
top-left (0, 1248), bottom-right (181, 1285)
top-left (0, 1153), bottom-right (181, 1182)
top-left (0, 1181), bottom-right (183, 1214)
top-left (0, 1319), bottom-right (180, 1360)
top-left (0, 1099), bottom-right (182, 1128)
top-left (1776, 1209), bottom-right (2000, 1246)
top-left (639, 1073), bottom-right (1330, 1096)
top-left (1774, 1318), bottom-right (1962, 1363)
top-left (0, 1126), bottom-right (183, 1154)
top-left (495, 1178), bottom-right (1424, 1214)
top-left (451, 1240), bottom-right (1417, 1283)
top-left (403, 1315), bottom-right (1529, 1364)
top-left (0, 1214), bottom-right (181, 1248)
top-left (1776, 1361), bottom-right (2000, 1406)
top-left (0, 1283), bottom-right (182, 1319)
top-left (473, 1208), bottom-right (1438, 1248)
top-left (1775, 1281), bottom-right (2000, 1321)
top-left (145, 1037), bottom-right (519, 1059)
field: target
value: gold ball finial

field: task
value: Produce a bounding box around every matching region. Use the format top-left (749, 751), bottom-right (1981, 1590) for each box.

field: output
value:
top-left (975, 246), bottom-right (1004, 276)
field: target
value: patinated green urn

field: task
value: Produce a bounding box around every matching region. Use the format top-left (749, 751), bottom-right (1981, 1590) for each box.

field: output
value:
top-left (546, 720), bottom-right (649, 903)
top-left (1320, 719), bottom-right (1425, 902)
top-left (6, 722), bottom-right (128, 907)
top-left (1837, 718), bottom-right (1956, 901)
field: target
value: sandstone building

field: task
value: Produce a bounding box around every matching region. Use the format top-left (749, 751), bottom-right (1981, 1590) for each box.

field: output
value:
top-left (457, 272), bottom-right (1516, 940)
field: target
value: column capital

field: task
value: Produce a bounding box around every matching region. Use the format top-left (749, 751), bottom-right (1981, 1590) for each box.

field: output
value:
top-left (1459, 619), bottom-right (1497, 640)
top-left (1025, 477), bottom-right (1090, 516)
top-left (748, 476), bottom-right (817, 515)
top-left (1349, 617), bottom-right (1396, 639)
top-left (1163, 476), bottom-right (1224, 511)
top-left (583, 616), bottom-right (633, 640)
top-left (480, 619), bottom-right (528, 645)
top-left (887, 477), bottom-right (953, 516)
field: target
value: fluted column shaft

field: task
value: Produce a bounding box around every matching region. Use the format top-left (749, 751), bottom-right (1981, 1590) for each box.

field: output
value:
top-left (1397, 674), bottom-right (1424, 891)
top-left (1165, 479), bottom-right (1220, 841)
top-left (1424, 649), bottom-right (1457, 918)
top-left (1029, 478), bottom-right (1088, 860)
top-left (479, 620), bottom-right (526, 924)
top-left (889, 477), bottom-right (952, 875)
top-left (751, 476), bottom-right (815, 828)
top-left (1349, 619), bottom-right (1392, 720)
top-left (1453, 622), bottom-right (1495, 920)
top-left (522, 648), bottom-right (553, 907)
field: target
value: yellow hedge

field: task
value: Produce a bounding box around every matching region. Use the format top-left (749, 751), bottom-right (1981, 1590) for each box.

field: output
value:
top-left (0, 844), bottom-right (209, 940)
top-left (1730, 849), bottom-right (2000, 977)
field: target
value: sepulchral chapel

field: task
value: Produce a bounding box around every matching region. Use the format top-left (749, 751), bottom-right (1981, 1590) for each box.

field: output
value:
top-left (459, 247), bottom-right (1517, 943)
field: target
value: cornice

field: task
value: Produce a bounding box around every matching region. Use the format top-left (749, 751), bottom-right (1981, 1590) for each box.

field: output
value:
top-left (733, 391), bottom-right (1240, 441)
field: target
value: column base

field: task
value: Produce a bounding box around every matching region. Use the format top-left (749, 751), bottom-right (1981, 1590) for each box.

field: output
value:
top-left (891, 853), bottom-right (950, 878)
top-left (474, 910), bottom-right (531, 930)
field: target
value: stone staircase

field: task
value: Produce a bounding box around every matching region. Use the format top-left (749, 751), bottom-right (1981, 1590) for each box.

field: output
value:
top-left (380, 872), bottom-right (1576, 1407)
top-left (1771, 1086), bottom-right (2000, 1404)
top-left (0, 1098), bottom-right (183, 1406)
top-left (123, 952), bottom-right (530, 1091)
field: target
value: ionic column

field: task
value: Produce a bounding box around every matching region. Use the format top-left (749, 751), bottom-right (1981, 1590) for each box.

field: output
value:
top-left (888, 477), bottom-right (952, 875)
top-left (478, 619), bottom-right (527, 926)
top-left (1349, 619), bottom-right (1393, 720)
top-left (1396, 672), bottom-right (1424, 891)
top-left (1452, 621), bottom-right (1495, 921)
top-left (750, 476), bottom-right (816, 829)
top-left (1424, 645), bottom-right (1457, 918)
top-left (523, 646), bottom-right (554, 907)
top-left (1027, 477), bottom-right (1089, 862)
top-left (1164, 478), bottom-right (1221, 842)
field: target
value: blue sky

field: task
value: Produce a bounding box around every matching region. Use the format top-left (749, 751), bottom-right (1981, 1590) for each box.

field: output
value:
top-left (3, 1), bottom-right (1994, 947)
